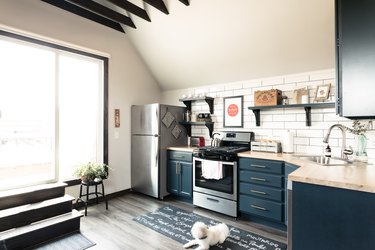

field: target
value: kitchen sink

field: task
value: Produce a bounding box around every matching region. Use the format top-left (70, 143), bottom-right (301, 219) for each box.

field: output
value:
top-left (292, 154), bottom-right (353, 166)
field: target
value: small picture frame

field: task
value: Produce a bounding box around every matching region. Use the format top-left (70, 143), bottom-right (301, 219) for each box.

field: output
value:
top-left (314, 84), bottom-right (331, 102)
top-left (223, 96), bottom-right (243, 128)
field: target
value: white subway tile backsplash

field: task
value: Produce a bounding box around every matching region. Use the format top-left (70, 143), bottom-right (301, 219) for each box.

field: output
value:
top-left (262, 77), bottom-right (284, 86)
top-left (309, 70), bottom-right (336, 81)
top-left (274, 83), bottom-right (297, 92)
top-left (225, 82), bottom-right (243, 90)
top-left (284, 73), bottom-right (310, 83)
top-left (273, 114), bottom-right (296, 122)
top-left (233, 88), bottom-right (252, 96)
top-left (216, 90), bottom-right (234, 98)
top-left (170, 68), bottom-right (374, 159)
top-left (294, 137), bottom-right (310, 145)
top-left (243, 80), bottom-right (262, 88)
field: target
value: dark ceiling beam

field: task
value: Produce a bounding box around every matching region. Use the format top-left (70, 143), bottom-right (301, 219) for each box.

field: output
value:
top-left (107, 0), bottom-right (151, 22)
top-left (41, 0), bottom-right (125, 33)
top-left (67, 0), bottom-right (136, 28)
top-left (143, 0), bottom-right (169, 15)
top-left (178, 0), bottom-right (189, 6)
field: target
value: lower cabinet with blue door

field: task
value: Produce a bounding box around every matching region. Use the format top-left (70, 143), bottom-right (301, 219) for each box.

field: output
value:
top-left (167, 150), bottom-right (193, 201)
top-left (239, 157), bottom-right (286, 230)
top-left (292, 182), bottom-right (375, 250)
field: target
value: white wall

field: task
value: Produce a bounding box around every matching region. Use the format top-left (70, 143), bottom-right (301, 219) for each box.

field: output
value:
top-left (0, 0), bottom-right (162, 196)
top-left (162, 69), bottom-right (375, 161)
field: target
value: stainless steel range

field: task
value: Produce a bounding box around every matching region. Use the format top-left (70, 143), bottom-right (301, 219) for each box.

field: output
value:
top-left (193, 131), bottom-right (254, 217)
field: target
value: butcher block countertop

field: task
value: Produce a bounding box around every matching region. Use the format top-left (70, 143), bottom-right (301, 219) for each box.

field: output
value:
top-left (238, 151), bottom-right (375, 194)
top-left (167, 146), bottom-right (196, 152)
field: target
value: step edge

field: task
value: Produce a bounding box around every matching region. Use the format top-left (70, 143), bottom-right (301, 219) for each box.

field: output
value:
top-left (0, 182), bottom-right (67, 198)
top-left (0, 210), bottom-right (82, 239)
top-left (0, 194), bottom-right (74, 218)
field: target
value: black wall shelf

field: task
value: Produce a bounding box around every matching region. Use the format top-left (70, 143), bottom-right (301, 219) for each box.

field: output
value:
top-left (179, 121), bottom-right (214, 138)
top-left (248, 102), bottom-right (335, 126)
top-left (179, 97), bottom-right (214, 114)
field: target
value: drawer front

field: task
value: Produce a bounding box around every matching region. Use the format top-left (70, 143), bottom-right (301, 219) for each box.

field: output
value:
top-left (194, 192), bottom-right (237, 217)
top-left (240, 171), bottom-right (284, 188)
top-left (168, 150), bottom-right (193, 162)
top-left (239, 158), bottom-right (283, 175)
top-left (240, 182), bottom-right (283, 202)
top-left (240, 195), bottom-right (284, 222)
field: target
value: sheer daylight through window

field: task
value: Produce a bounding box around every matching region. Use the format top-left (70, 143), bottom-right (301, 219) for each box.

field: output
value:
top-left (0, 34), bottom-right (106, 191)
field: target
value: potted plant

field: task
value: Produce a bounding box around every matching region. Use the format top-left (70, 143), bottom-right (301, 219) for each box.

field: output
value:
top-left (74, 162), bottom-right (109, 183)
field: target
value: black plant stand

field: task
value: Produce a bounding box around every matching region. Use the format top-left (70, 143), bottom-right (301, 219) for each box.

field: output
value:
top-left (76, 180), bottom-right (108, 216)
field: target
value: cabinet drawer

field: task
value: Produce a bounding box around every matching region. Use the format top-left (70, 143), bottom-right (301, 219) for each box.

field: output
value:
top-left (240, 171), bottom-right (283, 188)
top-left (239, 158), bottom-right (283, 175)
top-left (240, 195), bottom-right (284, 222)
top-left (240, 182), bottom-right (283, 202)
top-left (168, 151), bottom-right (192, 162)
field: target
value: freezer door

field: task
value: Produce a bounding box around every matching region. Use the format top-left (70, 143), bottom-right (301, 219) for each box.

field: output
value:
top-left (131, 104), bottom-right (159, 135)
top-left (131, 134), bottom-right (159, 198)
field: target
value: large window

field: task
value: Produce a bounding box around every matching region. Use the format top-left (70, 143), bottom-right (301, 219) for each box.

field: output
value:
top-left (0, 32), bottom-right (108, 191)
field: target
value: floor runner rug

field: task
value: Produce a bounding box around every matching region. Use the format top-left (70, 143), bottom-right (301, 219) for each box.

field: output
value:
top-left (133, 205), bottom-right (287, 250)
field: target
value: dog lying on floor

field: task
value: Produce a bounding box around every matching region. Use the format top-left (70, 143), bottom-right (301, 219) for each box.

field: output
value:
top-left (183, 221), bottom-right (230, 250)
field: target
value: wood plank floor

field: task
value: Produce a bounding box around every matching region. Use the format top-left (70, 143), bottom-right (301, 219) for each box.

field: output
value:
top-left (79, 192), bottom-right (287, 249)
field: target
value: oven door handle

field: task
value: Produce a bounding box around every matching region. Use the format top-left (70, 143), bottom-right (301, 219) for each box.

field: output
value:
top-left (206, 197), bottom-right (220, 203)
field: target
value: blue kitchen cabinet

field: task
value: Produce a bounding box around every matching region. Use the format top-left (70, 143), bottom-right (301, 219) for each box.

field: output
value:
top-left (292, 182), bottom-right (375, 250)
top-left (284, 163), bottom-right (299, 226)
top-left (167, 150), bottom-right (193, 200)
top-left (239, 157), bottom-right (285, 229)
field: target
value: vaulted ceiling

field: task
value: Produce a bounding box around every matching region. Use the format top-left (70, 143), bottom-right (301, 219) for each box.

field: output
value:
top-left (41, 0), bottom-right (335, 91)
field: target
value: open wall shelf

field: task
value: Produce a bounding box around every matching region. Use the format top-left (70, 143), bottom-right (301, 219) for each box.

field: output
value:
top-left (248, 102), bottom-right (335, 126)
top-left (179, 97), bottom-right (214, 114)
top-left (179, 121), bottom-right (214, 138)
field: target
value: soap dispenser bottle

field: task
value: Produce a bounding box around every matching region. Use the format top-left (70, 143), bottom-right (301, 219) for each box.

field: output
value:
top-left (325, 144), bottom-right (331, 157)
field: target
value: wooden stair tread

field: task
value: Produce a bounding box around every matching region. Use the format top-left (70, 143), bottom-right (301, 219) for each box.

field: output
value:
top-left (0, 210), bottom-right (82, 239)
top-left (0, 182), bottom-right (67, 210)
top-left (0, 182), bottom-right (67, 198)
top-left (0, 194), bottom-right (74, 218)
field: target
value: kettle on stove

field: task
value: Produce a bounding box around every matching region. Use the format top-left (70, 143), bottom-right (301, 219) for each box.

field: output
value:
top-left (211, 132), bottom-right (222, 147)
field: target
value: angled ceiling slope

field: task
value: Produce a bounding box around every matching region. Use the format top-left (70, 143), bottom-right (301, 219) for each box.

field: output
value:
top-left (41, 0), bottom-right (189, 33)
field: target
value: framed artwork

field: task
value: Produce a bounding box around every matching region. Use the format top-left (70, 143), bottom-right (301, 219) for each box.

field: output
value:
top-left (223, 96), bottom-right (243, 127)
top-left (314, 84), bottom-right (331, 102)
top-left (114, 109), bottom-right (120, 128)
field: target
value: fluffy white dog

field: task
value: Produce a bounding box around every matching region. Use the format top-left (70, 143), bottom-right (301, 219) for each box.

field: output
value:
top-left (183, 221), bottom-right (230, 250)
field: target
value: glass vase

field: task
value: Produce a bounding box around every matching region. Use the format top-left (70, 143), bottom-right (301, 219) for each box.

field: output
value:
top-left (355, 134), bottom-right (368, 161)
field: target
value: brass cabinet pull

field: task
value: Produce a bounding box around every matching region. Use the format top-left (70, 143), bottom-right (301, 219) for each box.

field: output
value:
top-left (251, 204), bottom-right (267, 211)
top-left (250, 189), bottom-right (267, 195)
top-left (250, 177), bottom-right (266, 182)
top-left (251, 164), bottom-right (266, 168)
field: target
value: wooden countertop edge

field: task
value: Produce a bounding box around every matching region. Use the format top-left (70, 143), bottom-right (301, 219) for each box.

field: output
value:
top-left (238, 151), bottom-right (375, 194)
top-left (167, 147), bottom-right (375, 193)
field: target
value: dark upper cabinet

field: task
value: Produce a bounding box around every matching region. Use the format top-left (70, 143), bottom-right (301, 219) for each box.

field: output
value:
top-left (336, 0), bottom-right (375, 118)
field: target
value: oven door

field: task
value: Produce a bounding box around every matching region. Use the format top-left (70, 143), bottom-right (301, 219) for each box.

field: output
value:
top-left (193, 157), bottom-right (237, 201)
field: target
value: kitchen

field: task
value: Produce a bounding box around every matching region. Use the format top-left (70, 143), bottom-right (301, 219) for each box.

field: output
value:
top-left (0, 0), bottom-right (375, 249)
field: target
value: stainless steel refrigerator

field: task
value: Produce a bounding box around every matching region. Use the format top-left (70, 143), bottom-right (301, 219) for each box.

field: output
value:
top-left (131, 103), bottom-right (187, 199)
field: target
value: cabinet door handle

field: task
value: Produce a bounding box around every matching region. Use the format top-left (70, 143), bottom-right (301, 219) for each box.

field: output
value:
top-left (251, 164), bottom-right (266, 169)
top-left (250, 189), bottom-right (267, 195)
top-left (206, 197), bottom-right (219, 203)
top-left (250, 177), bottom-right (266, 182)
top-left (176, 162), bottom-right (181, 175)
top-left (251, 204), bottom-right (267, 211)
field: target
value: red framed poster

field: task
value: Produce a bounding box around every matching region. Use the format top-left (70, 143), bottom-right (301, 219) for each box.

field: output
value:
top-left (223, 96), bottom-right (243, 128)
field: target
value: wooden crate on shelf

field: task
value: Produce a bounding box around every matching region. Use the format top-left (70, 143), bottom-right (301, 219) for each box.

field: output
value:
top-left (254, 89), bottom-right (282, 106)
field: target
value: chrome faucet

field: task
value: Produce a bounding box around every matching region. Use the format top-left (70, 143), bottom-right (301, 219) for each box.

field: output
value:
top-left (323, 124), bottom-right (353, 159)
